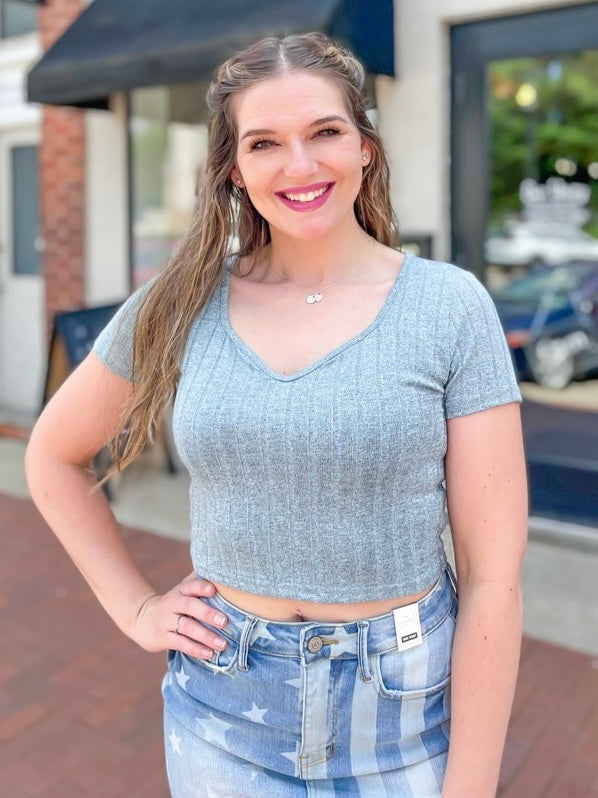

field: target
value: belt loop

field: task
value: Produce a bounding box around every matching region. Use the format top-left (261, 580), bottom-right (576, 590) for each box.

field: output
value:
top-left (446, 563), bottom-right (458, 597)
top-left (237, 616), bottom-right (257, 671)
top-left (357, 621), bottom-right (372, 682)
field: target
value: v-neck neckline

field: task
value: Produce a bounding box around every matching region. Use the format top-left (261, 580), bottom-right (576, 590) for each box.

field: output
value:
top-left (219, 251), bottom-right (414, 383)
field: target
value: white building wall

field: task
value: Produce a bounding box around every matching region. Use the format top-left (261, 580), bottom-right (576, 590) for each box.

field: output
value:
top-left (0, 33), bottom-right (42, 418)
top-left (378, 0), bottom-right (590, 261)
top-left (85, 92), bottom-right (129, 305)
top-left (0, 34), bottom-right (40, 129)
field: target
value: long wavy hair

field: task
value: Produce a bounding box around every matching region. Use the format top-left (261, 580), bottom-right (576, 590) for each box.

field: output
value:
top-left (105, 31), bottom-right (399, 476)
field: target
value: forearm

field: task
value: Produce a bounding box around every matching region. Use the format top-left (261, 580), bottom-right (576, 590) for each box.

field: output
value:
top-left (25, 450), bottom-right (157, 638)
top-left (442, 581), bottom-right (522, 798)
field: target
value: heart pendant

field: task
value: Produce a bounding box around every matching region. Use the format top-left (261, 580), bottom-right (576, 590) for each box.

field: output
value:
top-left (306, 292), bottom-right (323, 304)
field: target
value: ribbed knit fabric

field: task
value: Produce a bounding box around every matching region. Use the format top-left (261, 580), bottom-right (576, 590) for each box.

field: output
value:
top-left (93, 253), bottom-right (521, 602)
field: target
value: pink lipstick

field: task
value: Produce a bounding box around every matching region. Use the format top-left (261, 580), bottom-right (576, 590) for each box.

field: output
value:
top-left (276, 182), bottom-right (334, 212)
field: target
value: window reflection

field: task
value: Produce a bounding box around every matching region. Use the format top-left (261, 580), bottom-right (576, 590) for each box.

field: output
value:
top-left (129, 84), bottom-right (209, 289)
top-left (492, 263), bottom-right (598, 390)
top-left (485, 51), bottom-right (598, 409)
top-left (1, 0), bottom-right (37, 38)
top-left (11, 145), bottom-right (40, 276)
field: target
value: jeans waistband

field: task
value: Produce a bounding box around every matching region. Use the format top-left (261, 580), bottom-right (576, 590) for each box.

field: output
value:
top-left (199, 567), bottom-right (456, 662)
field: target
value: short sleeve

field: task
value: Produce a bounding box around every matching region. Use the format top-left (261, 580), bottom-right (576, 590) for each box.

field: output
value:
top-left (444, 269), bottom-right (522, 419)
top-left (92, 280), bottom-right (154, 382)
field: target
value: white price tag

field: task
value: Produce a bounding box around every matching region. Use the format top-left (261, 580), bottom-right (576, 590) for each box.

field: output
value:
top-left (393, 603), bottom-right (423, 652)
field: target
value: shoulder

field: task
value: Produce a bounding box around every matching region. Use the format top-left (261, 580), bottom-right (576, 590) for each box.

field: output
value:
top-left (401, 254), bottom-right (492, 315)
top-left (405, 254), bottom-right (482, 289)
top-left (116, 274), bottom-right (159, 320)
top-left (413, 254), bottom-right (496, 302)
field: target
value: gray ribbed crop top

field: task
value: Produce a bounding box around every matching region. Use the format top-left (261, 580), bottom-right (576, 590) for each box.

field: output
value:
top-left (93, 253), bottom-right (522, 602)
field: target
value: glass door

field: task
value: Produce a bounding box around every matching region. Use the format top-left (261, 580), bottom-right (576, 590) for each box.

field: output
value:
top-left (451, 4), bottom-right (598, 526)
top-left (485, 51), bottom-right (598, 400)
top-left (0, 130), bottom-right (44, 417)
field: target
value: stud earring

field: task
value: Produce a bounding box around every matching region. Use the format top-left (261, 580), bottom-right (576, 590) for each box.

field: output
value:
top-left (362, 154), bottom-right (369, 162)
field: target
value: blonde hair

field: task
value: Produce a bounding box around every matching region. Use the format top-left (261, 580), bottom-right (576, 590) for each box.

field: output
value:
top-left (106, 32), bottom-right (399, 476)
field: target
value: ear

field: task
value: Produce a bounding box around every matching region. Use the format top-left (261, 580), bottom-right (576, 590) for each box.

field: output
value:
top-left (360, 140), bottom-right (373, 167)
top-left (230, 167), bottom-right (244, 188)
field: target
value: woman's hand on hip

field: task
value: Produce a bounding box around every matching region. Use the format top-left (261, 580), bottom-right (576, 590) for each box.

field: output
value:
top-left (130, 574), bottom-right (229, 658)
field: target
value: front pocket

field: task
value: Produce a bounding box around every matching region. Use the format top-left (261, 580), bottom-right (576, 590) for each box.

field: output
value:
top-left (183, 638), bottom-right (240, 676)
top-left (371, 605), bottom-right (456, 701)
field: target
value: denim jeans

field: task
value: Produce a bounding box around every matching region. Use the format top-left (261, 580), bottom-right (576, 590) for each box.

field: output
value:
top-left (162, 567), bottom-right (457, 797)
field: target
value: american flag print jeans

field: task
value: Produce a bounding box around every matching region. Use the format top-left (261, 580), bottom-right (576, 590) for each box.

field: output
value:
top-left (162, 567), bottom-right (457, 797)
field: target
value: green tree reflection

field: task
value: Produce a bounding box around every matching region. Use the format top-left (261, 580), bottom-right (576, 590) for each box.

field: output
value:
top-left (487, 51), bottom-right (598, 236)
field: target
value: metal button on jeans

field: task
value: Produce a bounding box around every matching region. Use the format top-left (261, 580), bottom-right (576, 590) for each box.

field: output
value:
top-left (307, 636), bottom-right (323, 653)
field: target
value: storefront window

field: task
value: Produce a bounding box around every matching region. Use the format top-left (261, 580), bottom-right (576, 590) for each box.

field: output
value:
top-left (1, 0), bottom-right (37, 38)
top-left (11, 145), bottom-right (40, 276)
top-left (451, 6), bottom-right (598, 524)
top-left (485, 51), bottom-right (598, 405)
top-left (129, 83), bottom-right (208, 289)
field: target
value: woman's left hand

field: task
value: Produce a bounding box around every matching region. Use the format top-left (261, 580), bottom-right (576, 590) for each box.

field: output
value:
top-left (129, 573), bottom-right (229, 659)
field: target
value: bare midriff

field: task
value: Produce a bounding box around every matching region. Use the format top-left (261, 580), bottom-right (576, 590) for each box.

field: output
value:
top-left (211, 580), bottom-right (434, 623)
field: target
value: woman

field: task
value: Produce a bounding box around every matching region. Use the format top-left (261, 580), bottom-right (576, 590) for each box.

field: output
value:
top-left (26, 32), bottom-right (527, 797)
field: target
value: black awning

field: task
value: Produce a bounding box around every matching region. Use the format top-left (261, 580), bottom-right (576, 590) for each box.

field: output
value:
top-left (27, 0), bottom-right (394, 109)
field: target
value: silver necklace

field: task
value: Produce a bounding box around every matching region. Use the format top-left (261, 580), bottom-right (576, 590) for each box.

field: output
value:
top-left (271, 239), bottom-right (376, 304)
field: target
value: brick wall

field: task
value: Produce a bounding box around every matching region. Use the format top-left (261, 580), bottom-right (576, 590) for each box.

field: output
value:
top-left (38, 0), bottom-right (85, 328)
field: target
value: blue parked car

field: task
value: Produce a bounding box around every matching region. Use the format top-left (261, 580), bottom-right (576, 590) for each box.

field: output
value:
top-left (491, 261), bottom-right (598, 389)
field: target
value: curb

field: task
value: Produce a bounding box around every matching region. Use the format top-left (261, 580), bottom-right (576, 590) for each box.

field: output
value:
top-left (528, 515), bottom-right (598, 552)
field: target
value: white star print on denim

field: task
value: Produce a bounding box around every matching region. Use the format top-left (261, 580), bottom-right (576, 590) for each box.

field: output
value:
top-left (250, 766), bottom-right (262, 781)
top-left (329, 625), bottom-right (360, 655)
top-left (251, 625), bottom-right (276, 643)
top-left (168, 727), bottom-right (182, 756)
top-left (280, 742), bottom-right (301, 778)
top-left (162, 567), bottom-right (457, 796)
top-left (242, 702), bottom-right (268, 724)
top-left (175, 665), bottom-right (190, 690)
top-left (195, 713), bottom-right (233, 748)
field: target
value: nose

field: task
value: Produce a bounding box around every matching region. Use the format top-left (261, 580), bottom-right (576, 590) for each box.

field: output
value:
top-left (283, 141), bottom-right (318, 179)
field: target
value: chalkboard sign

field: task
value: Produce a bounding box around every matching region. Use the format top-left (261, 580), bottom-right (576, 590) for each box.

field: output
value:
top-left (42, 301), bottom-right (181, 489)
top-left (43, 303), bottom-right (121, 405)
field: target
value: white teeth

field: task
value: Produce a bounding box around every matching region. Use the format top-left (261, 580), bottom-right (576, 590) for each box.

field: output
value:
top-left (283, 186), bottom-right (327, 203)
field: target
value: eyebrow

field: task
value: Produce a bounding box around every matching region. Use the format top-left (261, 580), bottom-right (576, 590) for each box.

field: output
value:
top-left (239, 115), bottom-right (349, 141)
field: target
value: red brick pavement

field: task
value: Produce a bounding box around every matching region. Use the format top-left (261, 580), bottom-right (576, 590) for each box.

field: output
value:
top-left (1, 492), bottom-right (597, 797)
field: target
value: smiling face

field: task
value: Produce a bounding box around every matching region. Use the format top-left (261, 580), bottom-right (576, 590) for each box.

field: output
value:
top-left (231, 71), bottom-right (371, 243)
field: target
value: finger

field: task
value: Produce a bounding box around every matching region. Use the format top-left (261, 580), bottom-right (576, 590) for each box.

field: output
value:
top-left (178, 596), bottom-right (228, 629)
top-left (173, 615), bottom-right (228, 652)
top-left (178, 577), bottom-right (216, 597)
top-left (174, 635), bottom-right (218, 661)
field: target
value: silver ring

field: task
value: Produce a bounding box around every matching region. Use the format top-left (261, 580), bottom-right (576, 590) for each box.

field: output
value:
top-left (175, 614), bottom-right (183, 635)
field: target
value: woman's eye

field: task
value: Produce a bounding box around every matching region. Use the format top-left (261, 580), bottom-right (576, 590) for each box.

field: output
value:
top-left (315, 127), bottom-right (341, 138)
top-left (250, 139), bottom-right (274, 151)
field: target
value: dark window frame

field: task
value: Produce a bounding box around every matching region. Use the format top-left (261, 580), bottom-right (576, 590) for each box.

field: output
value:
top-left (450, 2), bottom-right (598, 281)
